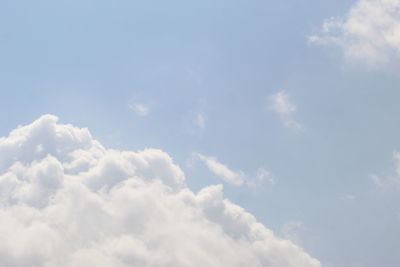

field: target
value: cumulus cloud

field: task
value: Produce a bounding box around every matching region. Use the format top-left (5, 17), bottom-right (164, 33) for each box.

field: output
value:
top-left (270, 91), bottom-right (303, 131)
top-left (371, 151), bottom-right (400, 190)
top-left (309, 0), bottom-right (400, 66)
top-left (196, 154), bottom-right (275, 187)
top-left (130, 103), bottom-right (150, 116)
top-left (0, 115), bottom-right (320, 267)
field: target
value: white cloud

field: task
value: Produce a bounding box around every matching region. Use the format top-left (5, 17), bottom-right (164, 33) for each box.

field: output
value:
top-left (248, 167), bottom-right (275, 187)
top-left (271, 91), bottom-right (303, 131)
top-left (196, 154), bottom-right (275, 187)
top-left (371, 151), bottom-right (400, 190)
top-left (0, 115), bottom-right (320, 267)
top-left (196, 113), bottom-right (205, 130)
top-left (309, 0), bottom-right (400, 66)
top-left (197, 154), bottom-right (245, 186)
top-left (130, 103), bottom-right (149, 116)
top-left (344, 194), bottom-right (356, 201)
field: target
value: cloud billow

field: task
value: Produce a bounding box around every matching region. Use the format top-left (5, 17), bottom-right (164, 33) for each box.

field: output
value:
top-left (310, 0), bottom-right (400, 66)
top-left (0, 115), bottom-right (320, 267)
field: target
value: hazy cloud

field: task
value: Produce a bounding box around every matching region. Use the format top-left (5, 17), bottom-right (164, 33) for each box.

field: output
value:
top-left (196, 154), bottom-right (275, 187)
top-left (309, 0), bottom-right (400, 66)
top-left (197, 154), bottom-right (245, 186)
top-left (247, 168), bottom-right (275, 187)
top-left (0, 115), bottom-right (320, 267)
top-left (130, 103), bottom-right (150, 116)
top-left (271, 91), bottom-right (303, 131)
top-left (196, 113), bottom-right (206, 131)
top-left (371, 151), bottom-right (400, 191)
top-left (345, 195), bottom-right (356, 201)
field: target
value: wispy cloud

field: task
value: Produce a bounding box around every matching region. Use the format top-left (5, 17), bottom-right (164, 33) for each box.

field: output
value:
top-left (250, 167), bottom-right (275, 186)
top-left (344, 194), bottom-right (356, 201)
top-left (196, 113), bottom-right (206, 131)
top-left (197, 154), bottom-right (245, 186)
top-left (195, 153), bottom-right (274, 187)
top-left (371, 151), bottom-right (400, 191)
top-left (309, 0), bottom-right (400, 66)
top-left (129, 103), bottom-right (150, 117)
top-left (270, 91), bottom-right (303, 131)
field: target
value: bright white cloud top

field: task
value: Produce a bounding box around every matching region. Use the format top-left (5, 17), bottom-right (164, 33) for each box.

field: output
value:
top-left (310, 0), bottom-right (400, 65)
top-left (0, 115), bottom-right (320, 267)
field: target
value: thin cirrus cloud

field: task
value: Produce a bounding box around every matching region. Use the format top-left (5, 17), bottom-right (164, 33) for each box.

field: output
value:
top-left (196, 154), bottom-right (246, 186)
top-left (196, 113), bottom-right (206, 131)
top-left (309, 0), bottom-right (400, 66)
top-left (196, 153), bottom-right (275, 187)
top-left (0, 115), bottom-right (320, 267)
top-left (345, 194), bottom-right (356, 201)
top-left (129, 103), bottom-right (150, 116)
top-left (270, 90), bottom-right (303, 131)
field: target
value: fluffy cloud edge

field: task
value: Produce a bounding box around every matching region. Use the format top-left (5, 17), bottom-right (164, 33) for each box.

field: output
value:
top-left (0, 115), bottom-right (320, 267)
top-left (309, 0), bottom-right (400, 66)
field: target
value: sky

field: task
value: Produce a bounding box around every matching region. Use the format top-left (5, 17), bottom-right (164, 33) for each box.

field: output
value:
top-left (0, 0), bottom-right (400, 266)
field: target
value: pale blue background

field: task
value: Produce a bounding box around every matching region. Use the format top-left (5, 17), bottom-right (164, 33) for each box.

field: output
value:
top-left (1, 1), bottom-right (399, 266)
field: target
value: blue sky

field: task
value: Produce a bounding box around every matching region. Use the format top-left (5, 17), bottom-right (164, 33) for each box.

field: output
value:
top-left (1, 1), bottom-right (400, 266)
